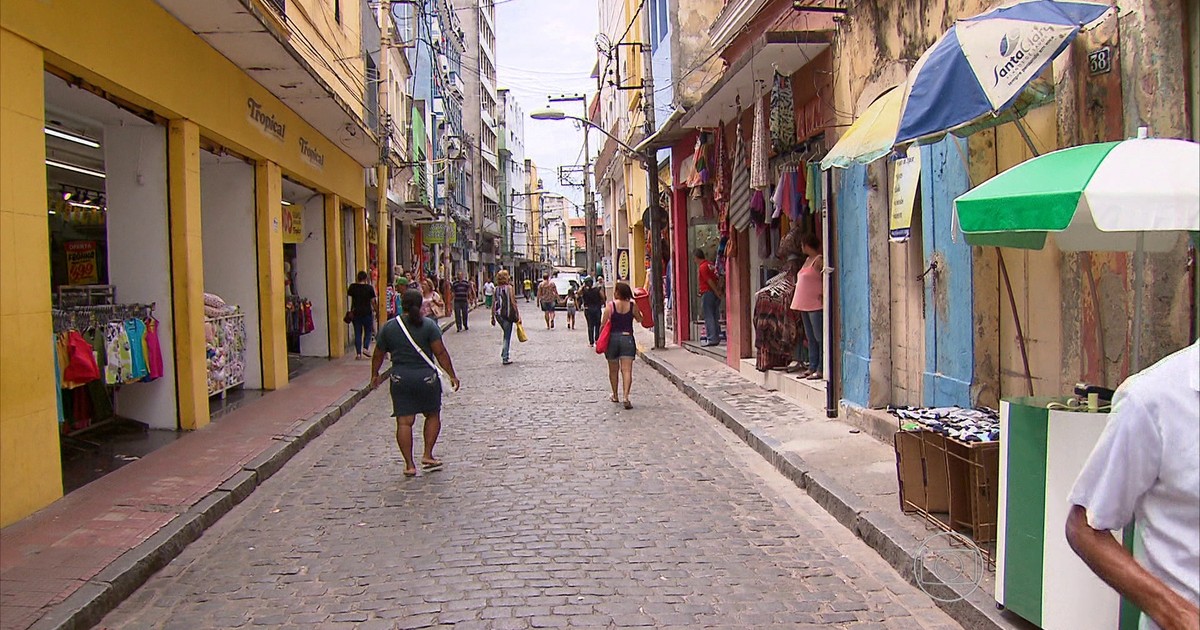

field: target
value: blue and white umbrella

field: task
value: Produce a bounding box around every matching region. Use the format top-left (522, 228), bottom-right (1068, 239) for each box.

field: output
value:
top-left (896, 0), bottom-right (1111, 145)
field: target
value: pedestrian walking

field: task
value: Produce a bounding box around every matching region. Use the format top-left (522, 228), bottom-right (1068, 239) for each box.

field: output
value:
top-left (791, 233), bottom-right (824, 380)
top-left (580, 276), bottom-right (606, 346)
top-left (491, 270), bottom-right (521, 365)
top-left (695, 249), bottom-right (723, 346)
top-left (370, 290), bottom-right (460, 477)
top-left (523, 276), bottom-right (533, 302)
top-left (420, 278), bottom-right (445, 323)
top-left (385, 275), bottom-right (410, 318)
top-left (347, 270), bottom-right (377, 359)
top-left (1066, 341), bottom-right (1199, 630)
top-left (601, 281), bottom-right (642, 409)
top-left (565, 288), bottom-right (578, 329)
top-left (482, 276), bottom-right (496, 310)
top-left (537, 274), bottom-right (558, 329)
top-left (451, 272), bottom-right (472, 332)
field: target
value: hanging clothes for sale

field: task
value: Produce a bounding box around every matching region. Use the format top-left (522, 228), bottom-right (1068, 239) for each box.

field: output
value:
top-left (144, 318), bottom-right (164, 381)
top-left (770, 72), bottom-right (796, 153)
top-left (753, 268), bottom-right (800, 371)
top-left (714, 121), bottom-right (730, 204)
top-left (684, 133), bottom-right (709, 188)
top-left (750, 97), bottom-right (771, 190)
top-left (728, 117), bottom-right (753, 232)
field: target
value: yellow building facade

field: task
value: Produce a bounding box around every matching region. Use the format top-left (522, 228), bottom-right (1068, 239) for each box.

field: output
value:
top-left (0, 0), bottom-right (375, 526)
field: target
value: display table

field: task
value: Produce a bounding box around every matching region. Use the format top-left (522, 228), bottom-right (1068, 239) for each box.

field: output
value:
top-left (995, 398), bottom-right (1131, 630)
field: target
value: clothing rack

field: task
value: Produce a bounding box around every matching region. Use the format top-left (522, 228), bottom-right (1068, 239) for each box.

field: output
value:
top-left (52, 303), bottom-right (155, 334)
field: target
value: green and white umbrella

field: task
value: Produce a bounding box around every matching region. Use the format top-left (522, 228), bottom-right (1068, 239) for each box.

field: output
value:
top-left (955, 135), bottom-right (1199, 371)
top-left (955, 137), bottom-right (1199, 251)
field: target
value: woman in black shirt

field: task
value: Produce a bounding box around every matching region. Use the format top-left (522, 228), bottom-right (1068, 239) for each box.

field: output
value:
top-left (580, 277), bottom-right (607, 346)
top-left (347, 271), bottom-right (377, 359)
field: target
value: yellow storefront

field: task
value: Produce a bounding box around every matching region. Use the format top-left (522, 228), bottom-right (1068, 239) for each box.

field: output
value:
top-left (0, 0), bottom-right (369, 526)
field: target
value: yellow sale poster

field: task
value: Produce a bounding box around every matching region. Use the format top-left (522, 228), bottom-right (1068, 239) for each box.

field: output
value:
top-left (66, 241), bottom-right (99, 285)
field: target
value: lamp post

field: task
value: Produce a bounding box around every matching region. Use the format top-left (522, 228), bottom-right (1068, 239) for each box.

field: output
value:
top-left (531, 107), bottom-right (665, 349)
top-left (544, 95), bottom-right (595, 278)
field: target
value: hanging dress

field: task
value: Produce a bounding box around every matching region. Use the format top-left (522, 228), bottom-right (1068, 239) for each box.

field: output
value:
top-left (750, 97), bottom-right (771, 190)
top-left (769, 71), bottom-right (796, 153)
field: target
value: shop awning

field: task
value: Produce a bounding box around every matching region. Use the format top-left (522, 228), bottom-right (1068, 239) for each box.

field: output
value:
top-left (681, 31), bottom-right (831, 130)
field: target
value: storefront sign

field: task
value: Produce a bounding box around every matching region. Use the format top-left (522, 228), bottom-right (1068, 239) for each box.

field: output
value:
top-left (616, 248), bottom-right (631, 281)
top-left (282, 204), bottom-right (304, 244)
top-left (299, 137), bottom-right (325, 170)
top-left (247, 97), bottom-right (286, 142)
top-left (423, 222), bottom-right (456, 245)
top-left (889, 146), bottom-right (922, 242)
top-left (65, 241), bottom-right (99, 285)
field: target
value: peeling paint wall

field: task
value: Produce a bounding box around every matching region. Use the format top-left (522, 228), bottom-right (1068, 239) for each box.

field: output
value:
top-left (670, 0), bottom-right (725, 109)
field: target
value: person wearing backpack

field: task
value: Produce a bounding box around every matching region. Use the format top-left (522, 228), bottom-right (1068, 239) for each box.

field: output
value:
top-left (491, 270), bottom-right (522, 365)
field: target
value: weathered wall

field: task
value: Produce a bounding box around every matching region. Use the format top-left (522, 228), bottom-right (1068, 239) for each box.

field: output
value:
top-left (836, 165), bottom-right (872, 406)
top-left (670, 0), bottom-right (725, 108)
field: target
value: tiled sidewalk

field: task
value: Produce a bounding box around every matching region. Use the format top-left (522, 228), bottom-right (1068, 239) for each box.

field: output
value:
top-left (639, 344), bottom-right (1034, 630)
top-left (0, 354), bottom-right (379, 630)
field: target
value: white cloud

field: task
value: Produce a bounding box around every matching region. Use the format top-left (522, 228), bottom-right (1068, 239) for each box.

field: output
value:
top-left (497, 0), bottom-right (598, 210)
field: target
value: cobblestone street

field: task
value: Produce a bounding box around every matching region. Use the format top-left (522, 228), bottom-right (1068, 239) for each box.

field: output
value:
top-left (99, 323), bottom-right (959, 629)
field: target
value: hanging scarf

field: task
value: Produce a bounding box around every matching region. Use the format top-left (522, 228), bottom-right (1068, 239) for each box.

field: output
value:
top-left (770, 72), bottom-right (796, 153)
top-left (750, 97), bottom-right (770, 190)
top-left (714, 121), bottom-right (730, 203)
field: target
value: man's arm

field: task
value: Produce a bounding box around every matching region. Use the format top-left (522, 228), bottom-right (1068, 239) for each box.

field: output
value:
top-left (1066, 506), bottom-right (1199, 630)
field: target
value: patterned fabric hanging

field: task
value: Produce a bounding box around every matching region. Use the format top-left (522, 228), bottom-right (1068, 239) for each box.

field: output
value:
top-left (750, 97), bottom-right (770, 190)
top-left (770, 72), bottom-right (795, 153)
top-left (714, 121), bottom-right (730, 203)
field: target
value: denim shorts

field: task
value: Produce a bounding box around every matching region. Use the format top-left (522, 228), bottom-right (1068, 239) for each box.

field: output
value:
top-left (605, 332), bottom-right (637, 360)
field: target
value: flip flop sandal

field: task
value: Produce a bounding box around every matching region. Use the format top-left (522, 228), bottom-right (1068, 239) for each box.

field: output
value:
top-left (421, 461), bottom-right (444, 471)
top-left (623, 400), bottom-right (633, 410)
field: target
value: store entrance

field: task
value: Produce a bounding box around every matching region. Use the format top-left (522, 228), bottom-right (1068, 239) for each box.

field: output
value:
top-left (44, 71), bottom-right (181, 492)
top-left (281, 177), bottom-right (331, 378)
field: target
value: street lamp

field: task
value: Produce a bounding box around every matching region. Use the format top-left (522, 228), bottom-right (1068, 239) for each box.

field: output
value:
top-left (530, 106), bottom-right (666, 350)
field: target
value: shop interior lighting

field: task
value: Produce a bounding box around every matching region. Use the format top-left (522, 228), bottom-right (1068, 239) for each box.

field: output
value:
top-left (281, 200), bottom-right (293, 206)
top-left (45, 126), bottom-right (100, 149)
top-left (46, 159), bottom-right (106, 179)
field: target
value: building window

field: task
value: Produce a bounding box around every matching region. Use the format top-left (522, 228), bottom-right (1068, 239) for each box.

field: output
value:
top-left (266, 0), bottom-right (285, 13)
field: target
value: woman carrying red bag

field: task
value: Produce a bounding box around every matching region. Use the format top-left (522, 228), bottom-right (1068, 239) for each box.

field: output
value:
top-left (599, 282), bottom-right (642, 409)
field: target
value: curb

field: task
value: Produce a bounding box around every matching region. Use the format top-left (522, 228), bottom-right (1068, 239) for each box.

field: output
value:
top-left (640, 350), bottom-right (1017, 630)
top-left (30, 382), bottom-right (381, 630)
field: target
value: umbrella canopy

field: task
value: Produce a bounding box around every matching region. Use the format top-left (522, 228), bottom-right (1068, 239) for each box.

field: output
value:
top-left (820, 86), bottom-right (903, 170)
top-left (896, 0), bottom-right (1110, 145)
top-left (954, 138), bottom-right (1200, 251)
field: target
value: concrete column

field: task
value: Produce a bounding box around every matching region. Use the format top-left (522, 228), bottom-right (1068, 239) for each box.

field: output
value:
top-left (375, 165), bottom-right (389, 329)
top-left (167, 119), bottom-right (209, 430)
top-left (670, 184), bottom-right (690, 343)
top-left (107, 123), bottom-right (176, 426)
top-left (255, 160), bottom-right (288, 389)
top-left (725, 228), bottom-right (753, 369)
top-left (354, 206), bottom-right (368, 279)
top-left (324, 194), bottom-right (346, 358)
top-left (0, 29), bottom-right (61, 526)
top-left (296, 195), bottom-right (328, 357)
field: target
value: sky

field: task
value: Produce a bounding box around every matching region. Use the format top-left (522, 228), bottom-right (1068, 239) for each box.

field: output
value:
top-left (495, 0), bottom-right (599, 213)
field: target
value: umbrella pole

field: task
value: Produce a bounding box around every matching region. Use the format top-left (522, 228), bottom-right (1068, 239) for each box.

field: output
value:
top-left (998, 249), bottom-right (1036, 396)
top-left (1132, 233), bottom-right (1145, 372)
top-left (1015, 117), bottom-right (1041, 157)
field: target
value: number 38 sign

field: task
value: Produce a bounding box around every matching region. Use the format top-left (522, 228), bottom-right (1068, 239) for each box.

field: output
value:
top-left (65, 241), bottom-right (99, 285)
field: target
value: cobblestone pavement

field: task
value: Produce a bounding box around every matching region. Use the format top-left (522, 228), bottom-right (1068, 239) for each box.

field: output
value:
top-left (99, 324), bottom-right (959, 630)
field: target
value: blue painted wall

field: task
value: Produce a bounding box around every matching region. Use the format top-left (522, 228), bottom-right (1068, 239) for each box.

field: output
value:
top-left (837, 165), bottom-right (872, 406)
top-left (921, 137), bottom-right (974, 407)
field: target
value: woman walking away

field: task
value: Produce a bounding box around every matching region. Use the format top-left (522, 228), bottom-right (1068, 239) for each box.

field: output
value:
top-left (371, 290), bottom-right (460, 477)
top-left (347, 270), bottom-right (377, 359)
top-left (420, 278), bottom-right (445, 323)
top-left (791, 232), bottom-right (824, 380)
top-left (580, 277), bottom-right (606, 346)
top-left (491, 270), bottom-right (522, 365)
top-left (602, 281), bottom-right (643, 409)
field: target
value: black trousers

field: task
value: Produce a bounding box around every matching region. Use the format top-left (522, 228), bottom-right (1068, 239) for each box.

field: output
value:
top-left (584, 307), bottom-right (602, 345)
top-left (454, 300), bottom-right (469, 330)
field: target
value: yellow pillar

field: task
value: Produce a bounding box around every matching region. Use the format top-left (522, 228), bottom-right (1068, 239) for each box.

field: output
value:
top-left (324, 193), bottom-right (346, 358)
top-left (167, 120), bottom-right (209, 430)
top-left (256, 160), bottom-right (288, 389)
top-left (353, 206), bottom-right (368, 279)
top-left (0, 29), bottom-right (63, 526)
top-left (375, 165), bottom-right (389, 329)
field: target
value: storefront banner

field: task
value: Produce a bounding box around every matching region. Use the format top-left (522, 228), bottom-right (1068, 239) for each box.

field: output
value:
top-left (889, 146), bottom-right (922, 242)
top-left (282, 204), bottom-right (304, 244)
top-left (65, 241), bottom-right (99, 285)
top-left (423, 222), bottom-right (456, 245)
top-left (616, 248), bottom-right (631, 281)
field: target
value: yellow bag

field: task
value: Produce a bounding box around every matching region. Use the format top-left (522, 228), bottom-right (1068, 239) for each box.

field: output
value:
top-left (516, 321), bottom-right (528, 343)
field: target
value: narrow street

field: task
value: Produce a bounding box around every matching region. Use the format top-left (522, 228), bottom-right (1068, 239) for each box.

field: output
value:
top-left (98, 322), bottom-right (957, 630)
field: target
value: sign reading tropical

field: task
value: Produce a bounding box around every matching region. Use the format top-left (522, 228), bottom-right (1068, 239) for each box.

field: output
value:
top-left (889, 145), bottom-right (922, 242)
top-left (423, 222), bottom-right (457, 245)
top-left (65, 241), bottom-right (99, 285)
top-left (282, 204), bottom-right (304, 244)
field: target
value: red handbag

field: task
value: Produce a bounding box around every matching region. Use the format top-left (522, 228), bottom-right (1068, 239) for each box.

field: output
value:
top-left (594, 303), bottom-right (613, 354)
top-left (63, 331), bottom-right (101, 384)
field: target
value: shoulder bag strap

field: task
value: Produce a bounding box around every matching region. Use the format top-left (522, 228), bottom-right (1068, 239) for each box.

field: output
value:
top-left (395, 316), bottom-right (439, 372)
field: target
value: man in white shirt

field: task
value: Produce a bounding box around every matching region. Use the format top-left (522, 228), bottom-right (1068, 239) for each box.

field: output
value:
top-left (483, 277), bottom-right (496, 309)
top-left (1067, 342), bottom-right (1200, 630)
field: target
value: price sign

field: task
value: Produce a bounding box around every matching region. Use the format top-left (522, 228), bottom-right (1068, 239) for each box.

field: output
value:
top-left (65, 241), bottom-right (99, 285)
top-left (282, 205), bottom-right (304, 244)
